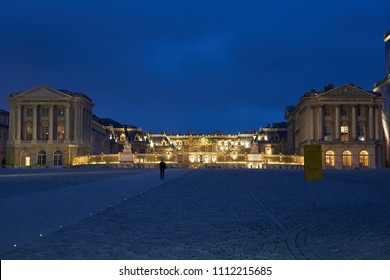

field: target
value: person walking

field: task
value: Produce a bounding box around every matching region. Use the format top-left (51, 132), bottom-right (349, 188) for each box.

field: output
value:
top-left (159, 160), bottom-right (167, 179)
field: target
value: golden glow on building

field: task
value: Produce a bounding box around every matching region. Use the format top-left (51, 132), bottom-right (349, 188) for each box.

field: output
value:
top-left (73, 131), bottom-right (303, 169)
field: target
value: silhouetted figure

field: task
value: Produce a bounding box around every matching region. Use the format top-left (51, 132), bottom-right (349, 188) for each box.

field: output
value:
top-left (159, 160), bottom-right (167, 179)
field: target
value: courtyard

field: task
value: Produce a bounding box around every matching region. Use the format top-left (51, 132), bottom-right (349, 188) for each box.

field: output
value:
top-left (0, 168), bottom-right (389, 259)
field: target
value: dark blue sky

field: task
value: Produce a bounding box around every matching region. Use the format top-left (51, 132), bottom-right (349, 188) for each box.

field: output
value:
top-left (1, 0), bottom-right (389, 134)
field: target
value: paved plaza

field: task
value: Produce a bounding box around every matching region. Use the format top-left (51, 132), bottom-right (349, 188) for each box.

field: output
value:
top-left (0, 168), bottom-right (389, 260)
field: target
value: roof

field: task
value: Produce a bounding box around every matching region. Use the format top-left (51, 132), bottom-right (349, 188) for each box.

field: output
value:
top-left (9, 85), bottom-right (93, 102)
top-left (57, 89), bottom-right (93, 102)
top-left (99, 118), bottom-right (124, 128)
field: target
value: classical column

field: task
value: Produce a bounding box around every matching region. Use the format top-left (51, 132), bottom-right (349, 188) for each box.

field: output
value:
top-left (317, 105), bottom-right (323, 141)
top-left (16, 105), bottom-right (21, 141)
top-left (80, 106), bottom-right (84, 143)
top-left (74, 103), bottom-right (79, 142)
top-left (8, 105), bottom-right (14, 141)
top-left (49, 105), bottom-right (54, 141)
top-left (335, 105), bottom-right (340, 140)
top-left (369, 105), bottom-right (374, 140)
top-left (374, 106), bottom-right (380, 140)
top-left (32, 105), bottom-right (38, 141)
top-left (86, 110), bottom-right (90, 143)
top-left (308, 106), bottom-right (314, 141)
top-left (65, 106), bottom-right (70, 141)
top-left (352, 105), bottom-right (357, 140)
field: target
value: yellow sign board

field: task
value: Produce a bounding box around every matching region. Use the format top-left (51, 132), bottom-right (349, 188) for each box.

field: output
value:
top-left (304, 145), bottom-right (323, 180)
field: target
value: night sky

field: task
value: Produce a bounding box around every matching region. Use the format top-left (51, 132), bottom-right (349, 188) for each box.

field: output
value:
top-left (1, 0), bottom-right (389, 134)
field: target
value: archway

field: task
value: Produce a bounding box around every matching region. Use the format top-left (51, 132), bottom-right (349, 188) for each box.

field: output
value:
top-left (359, 150), bottom-right (369, 167)
top-left (20, 150), bottom-right (31, 167)
top-left (37, 150), bottom-right (46, 166)
top-left (54, 151), bottom-right (63, 166)
top-left (325, 150), bottom-right (335, 167)
top-left (342, 150), bottom-right (352, 167)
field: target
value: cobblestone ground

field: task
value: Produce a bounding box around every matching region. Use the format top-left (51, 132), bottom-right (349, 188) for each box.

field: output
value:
top-left (1, 169), bottom-right (389, 260)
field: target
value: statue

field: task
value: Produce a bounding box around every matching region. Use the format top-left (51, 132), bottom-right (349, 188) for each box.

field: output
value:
top-left (123, 140), bottom-right (132, 152)
top-left (249, 142), bottom-right (259, 154)
top-left (120, 140), bottom-right (134, 163)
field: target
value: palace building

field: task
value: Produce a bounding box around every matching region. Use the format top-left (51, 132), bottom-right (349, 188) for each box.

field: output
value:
top-left (0, 109), bottom-right (9, 166)
top-left (6, 85), bottom-right (94, 167)
top-left (4, 30), bottom-right (389, 169)
top-left (373, 30), bottom-right (390, 167)
top-left (5, 83), bottom-right (385, 169)
top-left (285, 84), bottom-right (385, 169)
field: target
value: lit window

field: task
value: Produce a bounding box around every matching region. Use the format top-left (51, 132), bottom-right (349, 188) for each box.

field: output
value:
top-left (359, 150), bottom-right (369, 167)
top-left (21, 150), bottom-right (30, 167)
top-left (24, 124), bottom-right (33, 141)
top-left (342, 150), bottom-right (352, 167)
top-left (57, 124), bottom-right (65, 141)
top-left (340, 125), bottom-right (349, 141)
top-left (325, 150), bottom-right (335, 167)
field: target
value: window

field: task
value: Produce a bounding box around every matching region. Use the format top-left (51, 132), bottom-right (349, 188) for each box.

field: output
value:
top-left (358, 124), bottom-right (365, 141)
top-left (42, 107), bottom-right (49, 117)
top-left (359, 150), bottom-right (369, 167)
top-left (41, 125), bottom-right (49, 140)
top-left (325, 150), bottom-right (335, 167)
top-left (342, 150), bottom-right (352, 167)
top-left (54, 151), bottom-right (63, 166)
top-left (26, 107), bottom-right (33, 117)
top-left (57, 124), bottom-right (65, 141)
top-left (58, 107), bottom-right (65, 117)
top-left (324, 106), bottom-right (331, 116)
top-left (324, 126), bottom-right (332, 141)
top-left (20, 150), bottom-right (30, 167)
top-left (357, 105), bottom-right (362, 116)
top-left (24, 124), bottom-right (32, 141)
top-left (341, 106), bottom-right (348, 116)
top-left (340, 125), bottom-right (349, 141)
top-left (37, 150), bottom-right (46, 166)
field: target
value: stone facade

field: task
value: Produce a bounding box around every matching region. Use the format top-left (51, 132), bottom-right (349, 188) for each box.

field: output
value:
top-left (0, 109), bottom-right (9, 166)
top-left (285, 84), bottom-right (385, 169)
top-left (373, 30), bottom-right (390, 167)
top-left (7, 85), bottom-right (94, 167)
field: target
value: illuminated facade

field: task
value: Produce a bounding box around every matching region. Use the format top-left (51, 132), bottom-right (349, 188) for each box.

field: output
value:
top-left (373, 30), bottom-right (390, 167)
top-left (73, 120), bottom-right (300, 169)
top-left (6, 85), bottom-right (94, 167)
top-left (73, 127), bottom-right (302, 168)
top-left (9, 83), bottom-right (387, 170)
top-left (0, 109), bottom-right (9, 166)
top-left (285, 84), bottom-right (385, 169)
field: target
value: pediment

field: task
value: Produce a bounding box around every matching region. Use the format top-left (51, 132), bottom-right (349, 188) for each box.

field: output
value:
top-left (15, 85), bottom-right (72, 100)
top-left (318, 84), bottom-right (375, 99)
